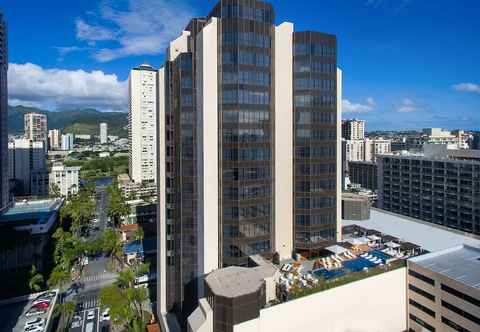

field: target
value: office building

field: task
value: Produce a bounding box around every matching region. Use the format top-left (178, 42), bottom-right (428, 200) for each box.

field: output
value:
top-left (156, 0), bottom-right (341, 325)
top-left (0, 13), bottom-right (8, 212)
top-left (377, 147), bottom-right (480, 235)
top-left (48, 129), bottom-right (60, 150)
top-left (8, 138), bottom-right (47, 196)
top-left (342, 119), bottom-right (365, 140)
top-left (61, 133), bottom-right (74, 151)
top-left (407, 245), bottom-right (480, 332)
top-left (128, 64), bottom-right (158, 184)
top-left (49, 162), bottom-right (80, 197)
top-left (100, 122), bottom-right (108, 144)
top-left (348, 160), bottom-right (377, 191)
top-left (24, 112), bottom-right (48, 152)
top-left (472, 133), bottom-right (480, 150)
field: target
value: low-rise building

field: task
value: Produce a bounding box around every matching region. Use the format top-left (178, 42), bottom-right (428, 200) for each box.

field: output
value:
top-left (407, 245), bottom-right (480, 332)
top-left (117, 173), bottom-right (157, 199)
top-left (0, 198), bottom-right (63, 272)
top-left (49, 163), bottom-right (80, 198)
top-left (342, 193), bottom-right (371, 220)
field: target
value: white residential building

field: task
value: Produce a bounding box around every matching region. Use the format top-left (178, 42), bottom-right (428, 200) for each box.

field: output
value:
top-left (128, 64), bottom-right (157, 184)
top-left (61, 133), bottom-right (74, 151)
top-left (24, 113), bottom-right (48, 152)
top-left (345, 140), bottom-right (365, 162)
top-left (342, 119), bottom-right (365, 140)
top-left (48, 129), bottom-right (60, 150)
top-left (100, 122), bottom-right (108, 144)
top-left (49, 163), bottom-right (80, 198)
top-left (8, 138), bottom-right (48, 196)
top-left (364, 138), bottom-right (392, 162)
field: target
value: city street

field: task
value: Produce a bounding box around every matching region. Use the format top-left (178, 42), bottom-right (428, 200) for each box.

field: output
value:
top-left (68, 185), bottom-right (115, 332)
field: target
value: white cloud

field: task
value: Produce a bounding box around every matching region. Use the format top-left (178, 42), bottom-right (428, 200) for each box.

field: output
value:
top-left (71, 0), bottom-right (196, 62)
top-left (396, 98), bottom-right (417, 113)
top-left (8, 63), bottom-right (128, 111)
top-left (75, 19), bottom-right (117, 44)
top-left (452, 82), bottom-right (480, 94)
top-left (342, 97), bottom-right (376, 113)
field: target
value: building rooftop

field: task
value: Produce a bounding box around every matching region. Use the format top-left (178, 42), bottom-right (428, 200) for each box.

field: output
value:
top-left (343, 208), bottom-right (480, 252)
top-left (0, 198), bottom-right (63, 229)
top-left (409, 244), bottom-right (480, 289)
top-left (205, 256), bottom-right (277, 298)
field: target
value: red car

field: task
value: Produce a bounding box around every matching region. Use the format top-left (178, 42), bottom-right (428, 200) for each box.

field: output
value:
top-left (32, 301), bottom-right (50, 310)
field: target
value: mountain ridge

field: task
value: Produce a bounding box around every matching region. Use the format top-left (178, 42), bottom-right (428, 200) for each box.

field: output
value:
top-left (7, 105), bottom-right (128, 137)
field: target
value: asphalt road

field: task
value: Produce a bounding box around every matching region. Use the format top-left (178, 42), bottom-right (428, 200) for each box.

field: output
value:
top-left (68, 186), bottom-right (115, 331)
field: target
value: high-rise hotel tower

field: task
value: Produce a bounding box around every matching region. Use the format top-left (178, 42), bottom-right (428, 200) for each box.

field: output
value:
top-left (0, 12), bottom-right (9, 212)
top-left (155, 0), bottom-right (342, 324)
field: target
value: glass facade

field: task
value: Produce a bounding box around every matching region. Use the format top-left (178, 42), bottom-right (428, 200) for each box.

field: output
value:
top-left (210, 0), bottom-right (276, 267)
top-left (164, 18), bottom-right (206, 320)
top-left (0, 13), bottom-right (8, 212)
top-left (293, 31), bottom-right (338, 256)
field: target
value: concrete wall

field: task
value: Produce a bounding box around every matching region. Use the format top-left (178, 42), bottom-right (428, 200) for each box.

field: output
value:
top-left (274, 22), bottom-right (294, 260)
top-left (196, 18), bottom-right (220, 295)
top-left (234, 268), bottom-right (407, 332)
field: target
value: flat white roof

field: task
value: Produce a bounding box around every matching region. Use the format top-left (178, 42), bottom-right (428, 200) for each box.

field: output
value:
top-left (343, 208), bottom-right (480, 252)
top-left (410, 245), bottom-right (480, 289)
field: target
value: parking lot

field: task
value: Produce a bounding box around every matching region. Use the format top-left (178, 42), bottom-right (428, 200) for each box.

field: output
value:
top-left (0, 290), bottom-right (58, 332)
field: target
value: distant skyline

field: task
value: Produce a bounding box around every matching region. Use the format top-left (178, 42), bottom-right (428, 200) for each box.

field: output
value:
top-left (2, 0), bottom-right (480, 130)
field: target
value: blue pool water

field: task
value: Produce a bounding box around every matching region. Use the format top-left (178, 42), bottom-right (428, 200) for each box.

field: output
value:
top-left (312, 251), bottom-right (392, 281)
top-left (344, 257), bottom-right (377, 272)
top-left (370, 250), bottom-right (392, 263)
top-left (313, 268), bottom-right (346, 280)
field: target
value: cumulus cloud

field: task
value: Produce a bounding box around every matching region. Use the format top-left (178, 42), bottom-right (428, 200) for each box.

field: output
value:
top-left (396, 98), bottom-right (417, 113)
top-left (342, 97), bottom-right (376, 113)
top-left (66, 0), bottom-right (196, 62)
top-left (8, 63), bottom-right (128, 111)
top-left (452, 82), bottom-right (480, 94)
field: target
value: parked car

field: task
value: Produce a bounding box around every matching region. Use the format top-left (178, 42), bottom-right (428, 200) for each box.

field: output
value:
top-left (24, 325), bottom-right (43, 332)
top-left (31, 301), bottom-right (49, 310)
top-left (87, 310), bottom-right (95, 320)
top-left (32, 298), bottom-right (51, 305)
top-left (71, 315), bottom-right (82, 329)
top-left (25, 308), bottom-right (47, 317)
top-left (25, 317), bottom-right (45, 328)
top-left (85, 321), bottom-right (94, 332)
top-left (34, 291), bottom-right (56, 301)
top-left (101, 308), bottom-right (110, 321)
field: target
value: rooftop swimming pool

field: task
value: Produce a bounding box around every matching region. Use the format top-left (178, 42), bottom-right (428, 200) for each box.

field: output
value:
top-left (313, 250), bottom-right (393, 280)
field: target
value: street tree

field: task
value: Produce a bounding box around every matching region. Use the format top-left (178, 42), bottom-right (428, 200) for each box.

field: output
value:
top-left (28, 265), bottom-right (44, 292)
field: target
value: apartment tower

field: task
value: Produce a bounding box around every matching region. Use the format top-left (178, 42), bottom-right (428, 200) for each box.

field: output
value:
top-left (129, 64), bottom-right (158, 184)
top-left (0, 13), bottom-right (8, 212)
top-left (100, 122), bottom-right (108, 144)
top-left (24, 113), bottom-right (48, 152)
top-left (156, 0), bottom-right (341, 325)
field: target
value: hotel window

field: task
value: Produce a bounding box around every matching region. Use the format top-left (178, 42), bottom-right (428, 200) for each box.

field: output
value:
top-left (409, 299), bottom-right (435, 318)
top-left (441, 284), bottom-right (480, 307)
top-left (409, 314), bottom-right (435, 332)
top-left (441, 316), bottom-right (470, 332)
top-left (442, 301), bottom-right (480, 325)
top-left (408, 269), bottom-right (435, 286)
top-left (409, 284), bottom-right (435, 302)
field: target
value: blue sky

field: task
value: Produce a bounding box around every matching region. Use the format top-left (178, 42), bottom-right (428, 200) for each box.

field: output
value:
top-left (2, 0), bottom-right (480, 130)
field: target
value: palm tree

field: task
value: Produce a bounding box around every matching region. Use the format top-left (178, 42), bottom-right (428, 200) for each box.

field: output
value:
top-left (47, 265), bottom-right (70, 292)
top-left (102, 228), bottom-right (124, 269)
top-left (54, 300), bottom-right (76, 330)
top-left (28, 265), bottom-right (44, 292)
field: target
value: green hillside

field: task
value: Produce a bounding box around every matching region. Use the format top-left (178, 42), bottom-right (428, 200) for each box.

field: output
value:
top-left (7, 105), bottom-right (128, 137)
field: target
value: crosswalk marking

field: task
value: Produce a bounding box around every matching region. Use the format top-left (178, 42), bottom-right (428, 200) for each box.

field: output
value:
top-left (82, 273), bottom-right (110, 282)
top-left (81, 298), bottom-right (99, 309)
